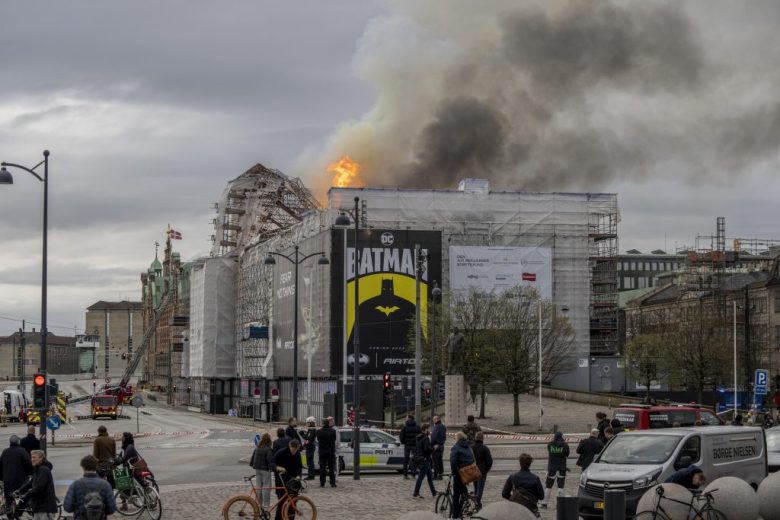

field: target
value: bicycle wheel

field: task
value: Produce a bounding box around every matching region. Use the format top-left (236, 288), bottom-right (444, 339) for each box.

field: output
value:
top-left (222, 495), bottom-right (260, 520)
top-left (282, 495), bottom-right (317, 520)
top-left (634, 511), bottom-right (672, 520)
top-left (144, 486), bottom-right (163, 520)
top-left (114, 486), bottom-right (145, 516)
top-left (696, 507), bottom-right (728, 520)
top-left (461, 495), bottom-right (477, 518)
top-left (434, 493), bottom-right (451, 517)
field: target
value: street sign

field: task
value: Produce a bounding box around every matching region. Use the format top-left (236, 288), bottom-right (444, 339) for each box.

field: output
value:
top-left (105, 376), bottom-right (111, 384)
top-left (45, 415), bottom-right (61, 431)
top-left (131, 395), bottom-right (144, 408)
top-left (254, 433), bottom-right (261, 446)
top-left (755, 369), bottom-right (769, 396)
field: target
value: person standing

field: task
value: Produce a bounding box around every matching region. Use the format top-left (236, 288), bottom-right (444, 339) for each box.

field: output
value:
top-left (462, 415), bottom-right (481, 444)
top-left (20, 426), bottom-right (41, 454)
top-left (472, 432), bottom-right (493, 509)
top-left (450, 432), bottom-right (476, 519)
top-left (315, 418), bottom-right (337, 488)
top-left (576, 429), bottom-right (604, 472)
top-left (19, 450), bottom-right (58, 520)
top-left (412, 423), bottom-right (439, 498)
top-left (63, 455), bottom-right (116, 520)
top-left (272, 440), bottom-right (303, 520)
top-left (595, 412), bottom-right (610, 443)
top-left (610, 418), bottom-right (625, 435)
top-left (541, 431), bottom-right (570, 508)
top-left (92, 425), bottom-right (116, 479)
top-left (0, 435), bottom-right (33, 511)
top-left (430, 416), bottom-right (447, 480)
top-left (502, 453), bottom-right (544, 517)
top-left (272, 427), bottom-right (290, 455)
top-left (249, 433), bottom-right (275, 510)
top-left (399, 415), bottom-right (421, 479)
top-left (302, 417), bottom-right (317, 480)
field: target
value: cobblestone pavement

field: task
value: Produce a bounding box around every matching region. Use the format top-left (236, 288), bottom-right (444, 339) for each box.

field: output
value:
top-left (160, 464), bottom-right (583, 519)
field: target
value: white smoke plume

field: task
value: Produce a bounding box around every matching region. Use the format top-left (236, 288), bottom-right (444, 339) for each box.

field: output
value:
top-left (304, 0), bottom-right (780, 192)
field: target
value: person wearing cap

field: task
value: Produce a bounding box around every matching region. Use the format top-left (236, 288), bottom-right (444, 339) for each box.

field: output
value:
top-left (575, 429), bottom-right (603, 471)
top-left (302, 416), bottom-right (317, 480)
top-left (541, 431), bottom-right (569, 508)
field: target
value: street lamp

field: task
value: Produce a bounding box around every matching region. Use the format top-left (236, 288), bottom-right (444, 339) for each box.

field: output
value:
top-left (264, 246), bottom-right (329, 420)
top-left (430, 282), bottom-right (442, 423)
top-left (1, 150), bottom-right (50, 453)
top-left (334, 196), bottom-right (362, 480)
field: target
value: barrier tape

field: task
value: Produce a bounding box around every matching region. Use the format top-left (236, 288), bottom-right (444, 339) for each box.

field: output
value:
top-left (53, 427), bottom-right (253, 440)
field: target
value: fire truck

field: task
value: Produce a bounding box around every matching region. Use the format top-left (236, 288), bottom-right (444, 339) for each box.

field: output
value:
top-left (91, 394), bottom-right (119, 420)
top-left (102, 385), bottom-right (135, 405)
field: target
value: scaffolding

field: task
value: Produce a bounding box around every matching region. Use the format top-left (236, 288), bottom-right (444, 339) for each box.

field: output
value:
top-left (210, 164), bottom-right (319, 257)
top-left (589, 210), bottom-right (619, 355)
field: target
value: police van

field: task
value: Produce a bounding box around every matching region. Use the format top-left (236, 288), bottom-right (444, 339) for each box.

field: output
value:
top-left (300, 426), bottom-right (404, 473)
top-left (578, 426), bottom-right (767, 518)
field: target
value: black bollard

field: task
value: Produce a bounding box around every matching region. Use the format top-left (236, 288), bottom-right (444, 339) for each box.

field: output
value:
top-left (604, 489), bottom-right (626, 520)
top-left (556, 495), bottom-right (579, 520)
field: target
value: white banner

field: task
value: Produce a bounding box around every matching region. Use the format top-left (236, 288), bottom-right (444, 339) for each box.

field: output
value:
top-left (449, 246), bottom-right (552, 298)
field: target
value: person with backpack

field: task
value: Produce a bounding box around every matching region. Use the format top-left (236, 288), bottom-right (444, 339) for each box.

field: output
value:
top-left (63, 455), bottom-right (116, 520)
top-left (472, 432), bottom-right (493, 509)
top-left (502, 453), bottom-right (544, 518)
top-left (399, 415), bottom-right (421, 479)
top-left (411, 423), bottom-right (439, 498)
top-left (17, 450), bottom-right (58, 520)
top-left (541, 431), bottom-right (570, 508)
top-left (462, 415), bottom-right (481, 444)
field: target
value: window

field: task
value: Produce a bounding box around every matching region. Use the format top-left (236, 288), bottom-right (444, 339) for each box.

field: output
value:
top-left (676, 436), bottom-right (701, 466)
top-left (631, 262), bottom-right (637, 271)
top-left (652, 262), bottom-right (658, 271)
top-left (649, 410), bottom-right (696, 428)
top-left (699, 411), bottom-right (720, 426)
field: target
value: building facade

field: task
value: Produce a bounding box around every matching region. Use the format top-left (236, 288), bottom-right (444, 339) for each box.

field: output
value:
top-left (0, 332), bottom-right (79, 380)
top-left (85, 301), bottom-right (143, 380)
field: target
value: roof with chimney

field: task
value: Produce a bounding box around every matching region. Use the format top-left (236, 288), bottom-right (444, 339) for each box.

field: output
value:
top-left (87, 300), bottom-right (142, 311)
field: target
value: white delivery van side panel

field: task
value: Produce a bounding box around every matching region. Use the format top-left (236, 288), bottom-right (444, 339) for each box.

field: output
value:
top-left (705, 429), bottom-right (767, 486)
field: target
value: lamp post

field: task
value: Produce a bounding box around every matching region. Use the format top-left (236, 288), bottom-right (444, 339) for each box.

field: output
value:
top-left (264, 246), bottom-right (329, 419)
top-left (430, 282), bottom-right (442, 423)
top-left (334, 196), bottom-right (361, 480)
top-left (734, 300), bottom-right (738, 416)
top-left (1, 150), bottom-right (50, 451)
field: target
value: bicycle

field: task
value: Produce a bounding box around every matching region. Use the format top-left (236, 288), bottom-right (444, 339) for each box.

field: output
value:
top-left (1, 479), bottom-right (64, 520)
top-left (113, 465), bottom-right (163, 520)
top-left (222, 474), bottom-right (317, 520)
top-left (634, 485), bottom-right (726, 520)
top-left (433, 475), bottom-right (477, 519)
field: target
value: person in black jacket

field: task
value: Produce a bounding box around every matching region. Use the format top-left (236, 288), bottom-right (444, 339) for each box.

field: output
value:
top-left (575, 429), bottom-right (603, 471)
top-left (302, 417), bottom-right (317, 480)
top-left (542, 431), bottom-right (570, 508)
top-left (430, 416), bottom-right (447, 480)
top-left (450, 432), bottom-right (475, 519)
top-left (285, 417), bottom-right (301, 442)
top-left (502, 453), bottom-right (544, 517)
top-left (472, 432), bottom-right (493, 509)
top-left (596, 412), bottom-right (610, 443)
top-left (399, 415), bottom-right (421, 479)
top-left (20, 426), bottom-right (40, 455)
top-left (412, 423), bottom-right (439, 498)
top-left (610, 418), bottom-right (625, 435)
top-left (19, 450), bottom-right (58, 518)
top-left (272, 427), bottom-right (290, 455)
top-left (272, 440), bottom-right (303, 520)
top-left (0, 435), bottom-right (33, 509)
top-left (315, 418), bottom-right (337, 488)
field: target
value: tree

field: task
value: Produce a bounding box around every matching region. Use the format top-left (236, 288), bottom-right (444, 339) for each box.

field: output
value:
top-left (623, 334), bottom-right (667, 398)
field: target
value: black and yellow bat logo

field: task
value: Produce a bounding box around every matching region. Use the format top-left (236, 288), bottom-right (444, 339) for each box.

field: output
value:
top-left (375, 305), bottom-right (400, 316)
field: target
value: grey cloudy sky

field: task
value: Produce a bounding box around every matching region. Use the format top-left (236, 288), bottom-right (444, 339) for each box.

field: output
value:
top-left (1, 1), bottom-right (779, 336)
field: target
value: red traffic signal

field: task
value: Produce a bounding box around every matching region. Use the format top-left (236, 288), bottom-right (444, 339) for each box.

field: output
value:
top-left (33, 374), bottom-right (46, 387)
top-left (383, 372), bottom-right (391, 389)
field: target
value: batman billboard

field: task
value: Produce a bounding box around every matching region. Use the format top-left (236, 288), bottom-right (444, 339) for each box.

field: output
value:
top-left (330, 229), bottom-right (442, 376)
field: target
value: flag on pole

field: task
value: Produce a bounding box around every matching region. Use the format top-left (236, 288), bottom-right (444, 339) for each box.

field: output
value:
top-left (167, 228), bottom-right (183, 240)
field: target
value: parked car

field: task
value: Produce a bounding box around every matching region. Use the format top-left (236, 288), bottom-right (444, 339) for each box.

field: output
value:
top-left (578, 426), bottom-right (767, 518)
top-left (612, 403), bottom-right (723, 430)
top-left (300, 426), bottom-right (403, 473)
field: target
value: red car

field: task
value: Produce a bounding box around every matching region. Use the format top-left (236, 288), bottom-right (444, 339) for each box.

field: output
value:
top-left (612, 403), bottom-right (724, 430)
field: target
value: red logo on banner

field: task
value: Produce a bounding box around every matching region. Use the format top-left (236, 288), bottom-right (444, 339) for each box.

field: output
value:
top-left (522, 272), bottom-right (537, 282)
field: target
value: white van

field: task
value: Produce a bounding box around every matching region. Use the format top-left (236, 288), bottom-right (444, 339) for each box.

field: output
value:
top-left (578, 426), bottom-right (767, 518)
top-left (1, 390), bottom-right (29, 422)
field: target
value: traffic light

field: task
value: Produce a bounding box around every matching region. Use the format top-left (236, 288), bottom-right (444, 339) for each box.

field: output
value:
top-left (33, 373), bottom-right (46, 409)
top-left (436, 382), bottom-right (445, 401)
top-left (383, 372), bottom-right (392, 397)
top-left (424, 386), bottom-right (431, 400)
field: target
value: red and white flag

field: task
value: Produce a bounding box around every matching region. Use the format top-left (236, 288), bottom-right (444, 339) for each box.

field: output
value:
top-left (521, 272), bottom-right (536, 282)
top-left (167, 228), bottom-right (183, 240)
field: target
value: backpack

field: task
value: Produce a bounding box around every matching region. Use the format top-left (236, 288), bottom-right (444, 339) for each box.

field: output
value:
top-left (79, 479), bottom-right (106, 520)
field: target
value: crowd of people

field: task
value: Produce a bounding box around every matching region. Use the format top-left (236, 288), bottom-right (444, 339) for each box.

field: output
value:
top-left (0, 424), bottom-right (147, 520)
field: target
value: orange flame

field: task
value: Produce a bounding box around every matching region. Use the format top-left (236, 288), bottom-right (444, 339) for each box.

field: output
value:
top-left (327, 155), bottom-right (365, 188)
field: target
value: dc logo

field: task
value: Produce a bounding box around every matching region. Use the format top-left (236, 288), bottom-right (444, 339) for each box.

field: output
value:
top-left (381, 232), bottom-right (394, 246)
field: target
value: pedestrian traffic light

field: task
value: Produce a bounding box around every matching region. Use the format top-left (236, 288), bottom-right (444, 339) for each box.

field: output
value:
top-left (33, 373), bottom-right (46, 409)
top-left (383, 372), bottom-right (392, 397)
top-left (436, 382), bottom-right (445, 401)
top-left (424, 386), bottom-right (431, 400)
